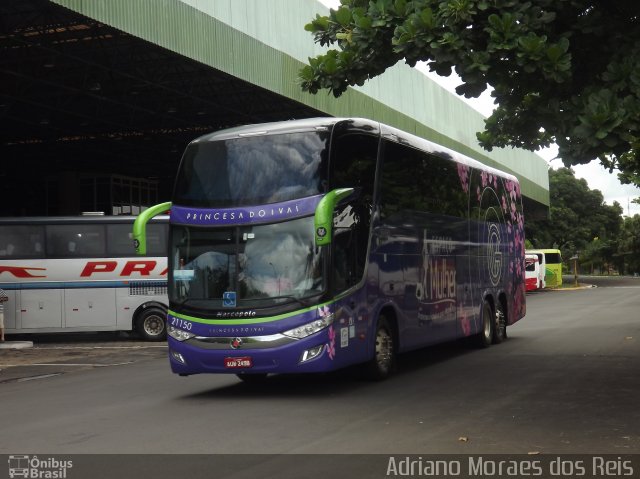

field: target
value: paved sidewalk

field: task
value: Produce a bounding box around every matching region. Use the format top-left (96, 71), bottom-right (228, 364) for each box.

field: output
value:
top-left (0, 340), bottom-right (167, 383)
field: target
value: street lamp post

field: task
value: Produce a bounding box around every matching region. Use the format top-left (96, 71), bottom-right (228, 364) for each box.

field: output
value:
top-left (570, 254), bottom-right (579, 287)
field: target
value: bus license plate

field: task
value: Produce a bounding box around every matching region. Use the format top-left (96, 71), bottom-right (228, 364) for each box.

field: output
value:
top-left (224, 357), bottom-right (253, 369)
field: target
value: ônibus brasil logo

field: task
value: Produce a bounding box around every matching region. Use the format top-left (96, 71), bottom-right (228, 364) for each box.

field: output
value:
top-left (8, 455), bottom-right (73, 478)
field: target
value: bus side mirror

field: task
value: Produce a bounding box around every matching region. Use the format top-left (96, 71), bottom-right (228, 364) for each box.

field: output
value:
top-left (133, 201), bottom-right (172, 255)
top-left (314, 188), bottom-right (354, 247)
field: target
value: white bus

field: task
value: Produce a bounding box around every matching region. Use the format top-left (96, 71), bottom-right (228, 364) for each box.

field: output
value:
top-left (525, 254), bottom-right (543, 291)
top-left (0, 215), bottom-right (168, 340)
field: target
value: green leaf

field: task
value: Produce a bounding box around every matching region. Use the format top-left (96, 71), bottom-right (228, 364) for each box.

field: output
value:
top-left (306, 15), bottom-right (329, 32)
top-left (336, 31), bottom-right (353, 43)
top-left (335, 7), bottom-right (352, 26)
top-left (299, 65), bottom-right (314, 82)
top-left (546, 37), bottom-right (569, 63)
top-left (518, 32), bottom-right (546, 56)
top-left (394, 0), bottom-right (407, 16)
top-left (420, 8), bottom-right (435, 28)
top-left (488, 12), bottom-right (515, 35)
top-left (354, 14), bottom-right (372, 29)
top-left (323, 55), bottom-right (338, 74)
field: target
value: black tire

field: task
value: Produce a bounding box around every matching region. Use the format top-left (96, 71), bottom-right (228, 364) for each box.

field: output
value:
top-left (364, 316), bottom-right (396, 380)
top-left (136, 306), bottom-right (167, 341)
top-left (475, 300), bottom-right (494, 348)
top-left (236, 373), bottom-right (268, 383)
top-left (493, 301), bottom-right (506, 344)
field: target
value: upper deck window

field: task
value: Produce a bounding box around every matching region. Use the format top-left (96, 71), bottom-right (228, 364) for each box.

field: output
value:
top-left (173, 131), bottom-right (329, 208)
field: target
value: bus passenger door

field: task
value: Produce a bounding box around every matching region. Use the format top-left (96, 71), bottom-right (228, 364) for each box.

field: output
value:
top-left (1, 289), bottom-right (17, 331)
top-left (20, 289), bottom-right (63, 329)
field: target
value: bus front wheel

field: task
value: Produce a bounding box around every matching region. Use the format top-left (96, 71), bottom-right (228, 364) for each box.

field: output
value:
top-left (364, 316), bottom-right (396, 380)
top-left (136, 307), bottom-right (167, 341)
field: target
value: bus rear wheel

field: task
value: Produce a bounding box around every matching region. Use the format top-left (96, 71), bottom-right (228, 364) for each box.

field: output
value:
top-left (493, 302), bottom-right (506, 344)
top-left (475, 300), bottom-right (494, 348)
top-left (136, 306), bottom-right (167, 341)
top-left (364, 316), bottom-right (395, 380)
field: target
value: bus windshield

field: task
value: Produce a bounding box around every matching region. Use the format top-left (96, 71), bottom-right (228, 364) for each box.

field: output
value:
top-left (170, 215), bottom-right (324, 309)
top-left (173, 131), bottom-right (329, 208)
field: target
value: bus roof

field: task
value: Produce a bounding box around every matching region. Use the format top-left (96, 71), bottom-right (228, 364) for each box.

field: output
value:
top-left (0, 215), bottom-right (169, 225)
top-left (188, 117), bottom-right (519, 184)
top-left (190, 117), bottom-right (347, 143)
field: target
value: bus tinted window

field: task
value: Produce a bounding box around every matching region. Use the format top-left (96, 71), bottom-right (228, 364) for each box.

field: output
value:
top-left (46, 224), bottom-right (106, 257)
top-left (380, 140), bottom-right (467, 219)
top-left (107, 223), bottom-right (167, 257)
top-left (107, 223), bottom-right (137, 256)
top-left (173, 131), bottom-right (329, 207)
top-left (545, 252), bottom-right (561, 263)
top-left (330, 131), bottom-right (378, 199)
top-left (144, 224), bottom-right (167, 256)
top-left (330, 130), bottom-right (378, 293)
top-left (0, 225), bottom-right (45, 258)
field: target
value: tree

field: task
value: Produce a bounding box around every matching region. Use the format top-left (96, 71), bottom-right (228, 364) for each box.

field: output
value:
top-left (617, 215), bottom-right (640, 275)
top-left (525, 167), bottom-right (623, 272)
top-left (300, 1), bottom-right (640, 184)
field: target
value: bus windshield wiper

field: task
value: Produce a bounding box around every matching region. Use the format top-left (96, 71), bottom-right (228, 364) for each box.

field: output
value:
top-left (268, 295), bottom-right (313, 309)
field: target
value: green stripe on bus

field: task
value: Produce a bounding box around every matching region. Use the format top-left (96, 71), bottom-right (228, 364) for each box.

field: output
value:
top-left (168, 299), bottom-right (336, 325)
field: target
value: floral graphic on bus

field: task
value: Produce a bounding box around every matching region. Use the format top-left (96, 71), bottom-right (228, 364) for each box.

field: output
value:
top-left (327, 325), bottom-right (336, 360)
top-left (457, 164), bottom-right (527, 328)
top-left (318, 305), bottom-right (336, 360)
top-left (457, 163), bottom-right (470, 193)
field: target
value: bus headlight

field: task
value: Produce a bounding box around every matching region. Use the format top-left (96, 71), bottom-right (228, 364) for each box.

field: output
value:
top-left (282, 314), bottom-right (334, 339)
top-left (168, 325), bottom-right (195, 342)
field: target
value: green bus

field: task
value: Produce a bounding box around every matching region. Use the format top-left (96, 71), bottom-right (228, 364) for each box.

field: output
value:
top-left (526, 249), bottom-right (563, 288)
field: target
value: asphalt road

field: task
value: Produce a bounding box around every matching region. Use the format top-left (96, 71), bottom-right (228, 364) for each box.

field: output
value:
top-left (0, 279), bottom-right (638, 459)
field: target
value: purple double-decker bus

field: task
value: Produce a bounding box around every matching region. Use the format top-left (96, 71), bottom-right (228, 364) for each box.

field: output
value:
top-left (134, 118), bottom-right (526, 381)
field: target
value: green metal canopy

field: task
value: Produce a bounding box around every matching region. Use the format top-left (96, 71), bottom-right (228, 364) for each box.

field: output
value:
top-left (0, 0), bottom-right (549, 216)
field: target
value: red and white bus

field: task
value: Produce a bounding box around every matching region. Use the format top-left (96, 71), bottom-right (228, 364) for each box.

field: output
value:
top-left (0, 215), bottom-right (168, 340)
top-left (525, 254), bottom-right (543, 292)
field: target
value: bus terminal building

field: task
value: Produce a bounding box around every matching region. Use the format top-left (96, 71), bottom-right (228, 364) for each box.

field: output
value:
top-left (0, 0), bottom-right (549, 218)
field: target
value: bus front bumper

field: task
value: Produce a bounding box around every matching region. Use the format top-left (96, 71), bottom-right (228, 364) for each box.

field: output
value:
top-left (167, 333), bottom-right (338, 375)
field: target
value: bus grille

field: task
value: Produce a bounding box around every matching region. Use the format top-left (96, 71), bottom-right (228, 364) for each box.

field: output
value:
top-left (129, 281), bottom-right (167, 296)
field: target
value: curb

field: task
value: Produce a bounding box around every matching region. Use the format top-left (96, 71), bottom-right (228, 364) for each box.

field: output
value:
top-left (0, 341), bottom-right (34, 350)
top-left (549, 284), bottom-right (596, 291)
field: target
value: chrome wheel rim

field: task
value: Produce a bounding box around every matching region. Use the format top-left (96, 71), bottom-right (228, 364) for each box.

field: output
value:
top-left (144, 315), bottom-right (165, 337)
